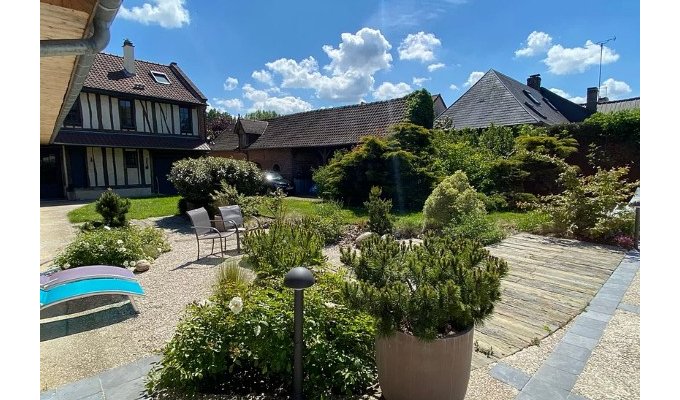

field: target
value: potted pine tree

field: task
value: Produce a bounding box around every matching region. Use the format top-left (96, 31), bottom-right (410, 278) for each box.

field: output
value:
top-left (341, 235), bottom-right (508, 400)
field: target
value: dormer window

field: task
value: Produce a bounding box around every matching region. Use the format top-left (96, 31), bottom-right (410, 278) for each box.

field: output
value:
top-left (150, 71), bottom-right (171, 85)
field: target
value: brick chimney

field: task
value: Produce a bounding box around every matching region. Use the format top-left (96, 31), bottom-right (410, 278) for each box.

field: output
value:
top-left (527, 74), bottom-right (541, 90)
top-left (586, 87), bottom-right (599, 112)
top-left (123, 39), bottom-right (135, 76)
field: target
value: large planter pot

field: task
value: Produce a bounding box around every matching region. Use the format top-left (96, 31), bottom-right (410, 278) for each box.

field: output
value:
top-left (375, 327), bottom-right (474, 400)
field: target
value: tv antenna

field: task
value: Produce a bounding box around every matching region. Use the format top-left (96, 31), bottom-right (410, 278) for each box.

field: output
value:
top-left (595, 36), bottom-right (616, 94)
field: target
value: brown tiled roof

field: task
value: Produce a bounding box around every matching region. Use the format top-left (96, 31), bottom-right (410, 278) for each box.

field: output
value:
top-left (83, 53), bottom-right (206, 105)
top-left (248, 97), bottom-right (409, 149)
top-left (210, 120), bottom-right (239, 151)
top-left (240, 119), bottom-right (268, 135)
top-left (54, 130), bottom-right (211, 151)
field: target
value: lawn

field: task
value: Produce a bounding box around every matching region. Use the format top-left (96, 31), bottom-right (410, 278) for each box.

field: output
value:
top-left (68, 195), bottom-right (182, 223)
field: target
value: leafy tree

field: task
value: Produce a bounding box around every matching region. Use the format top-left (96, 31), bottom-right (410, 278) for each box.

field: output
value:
top-left (245, 110), bottom-right (281, 120)
top-left (479, 124), bottom-right (515, 157)
top-left (404, 89), bottom-right (434, 129)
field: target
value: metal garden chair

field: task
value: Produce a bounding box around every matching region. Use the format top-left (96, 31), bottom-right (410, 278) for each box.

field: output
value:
top-left (186, 207), bottom-right (226, 260)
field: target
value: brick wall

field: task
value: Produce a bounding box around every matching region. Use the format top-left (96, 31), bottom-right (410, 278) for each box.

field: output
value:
top-left (246, 148), bottom-right (294, 180)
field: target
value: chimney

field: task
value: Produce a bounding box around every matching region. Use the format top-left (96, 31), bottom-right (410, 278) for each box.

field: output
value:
top-left (123, 39), bottom-right (135, 76)
top-left (586, 87), bottom-right (599, 112)
top-left (527, 74), bottom-right (541, 90)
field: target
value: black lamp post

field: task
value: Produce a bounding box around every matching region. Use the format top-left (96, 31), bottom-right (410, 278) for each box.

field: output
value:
top-left (283, 266), bottom-right (315, 400)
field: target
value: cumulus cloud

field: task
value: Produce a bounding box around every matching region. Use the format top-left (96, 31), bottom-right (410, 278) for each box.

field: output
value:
top-left (252, 70), bottom-right (274, 86)
top-left (412, 77), bottom-right (430, 87)
top-left (463, 71), bottom-right (484, 87)
top-left (119, 0), bottom-right (190, 28)
top-left (544, 40), bottom-right (619, 75)
top-left (599, 78), bottom-right (632, 99)
top-left (242, 84), bottom-right (312, 114)
top-left (515, 31), bottom-right (553, 57)
top-left (548, 88), bottom-right (586, 104)
top-left (264, 28), bottom-right (393, 102)
top-left (373, 82), bottom-right (413, 100)
top-left (449, 84), bottom-right (459, 90)
top-left (398, 32), bottom-right (442, 62)
top-left (223, 77), bottom-right (238, 91)
top-left (211, 98), bottom-right (244, 113)
top-left (428, 63), bottom-right (445, 72)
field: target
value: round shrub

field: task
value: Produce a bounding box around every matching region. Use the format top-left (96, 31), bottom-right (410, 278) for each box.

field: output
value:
top-left (422, 170), bottom-right (486, 231)
top-left (53, 226), bottom-right (170, 269)
top-left (168, 157), bottom-right (264, 209)
top-left (95, 188), bottom-right (131, 227)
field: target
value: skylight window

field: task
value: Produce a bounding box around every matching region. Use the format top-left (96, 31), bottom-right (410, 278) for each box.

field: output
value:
top-left (543, 97), bottom-right (558, 111)
top-left (522, 89), bottom-right (540, 105)
top-left (150, 71), bottom-right (171, 85)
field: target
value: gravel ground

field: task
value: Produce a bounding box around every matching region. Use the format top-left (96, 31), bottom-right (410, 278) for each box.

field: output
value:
top-left (622, 270), bottom-right (640, 305)
top-left (40, 215), bottom-right (243, 391)
top-left (465, 367), bottom-right (518, 400)
top-left (501, 319), bottom-right (572, 375)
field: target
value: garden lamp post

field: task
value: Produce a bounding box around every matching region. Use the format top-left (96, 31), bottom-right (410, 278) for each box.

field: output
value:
top-left (283, 266), bottom-right (315, 400)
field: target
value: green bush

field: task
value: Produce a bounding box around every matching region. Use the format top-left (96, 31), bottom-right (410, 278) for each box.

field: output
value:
top-left (210, 181), bottom-right (262, 219)
top-left (242, 220), bottom-right (325, 279)
top-left (364, 186), bottom-right (393, 235)
top-left (146, 271), bottom-right (377, 398)
top-left (422, 170), bottom-right (486, 231)
top-left (405, 89), bottom-right (435, 129)
top-left (95, 189), bottom-right (131, 227)
top-left (54, 226), bottom-right (170, 269)
top-left (168, 157), bottom-right (264, 209)
top-left (393, 218), bottom-right (422, 239)
top-left (342, 236), bottom-right (508, 340)
top-left (540, 166), bottom-right (638, 242)
top-left (443, 213), bottom-right (505, 245)
top-left (290, 201), bottom-right (345, 245)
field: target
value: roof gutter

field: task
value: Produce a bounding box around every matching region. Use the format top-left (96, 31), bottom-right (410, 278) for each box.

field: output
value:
top-left (41, 0), bottom-right (122, 144)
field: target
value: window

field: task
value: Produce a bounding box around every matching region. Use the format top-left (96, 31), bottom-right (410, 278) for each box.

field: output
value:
top-left (522, 89), bottom-right (541, 105)
top-left (179, 106), bottom-right (192, 133)
top-left (543, 97), bottom-right (558, 111)
top-left (119, 99), bottom-right (135, 130)
top-left (63, 100), bottom-right (82, 127)
top-left (150, 71), bottom-right (171, 84)
top-left (124, 150), bottom-right (138, 168)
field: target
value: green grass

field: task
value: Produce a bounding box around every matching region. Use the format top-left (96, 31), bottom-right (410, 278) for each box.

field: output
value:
top-left (67, 195), bottom-right (182, 223)
top-left (487, 210), bottom-right (551, 234)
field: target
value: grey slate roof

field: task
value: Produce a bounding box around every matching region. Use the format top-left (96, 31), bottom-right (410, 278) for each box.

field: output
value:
top-left (54, 130), bottom-right (211, 151)
top-left (211, 119), bottom-right (268, 151)
top-left (596, 97), bottom-right (640, 113)
top-left (240, 119), bottom-right (269, 135)
top-left (437, 69), bottom-right (588, 130)
top-left (247, 96), bottom-right (409, 149)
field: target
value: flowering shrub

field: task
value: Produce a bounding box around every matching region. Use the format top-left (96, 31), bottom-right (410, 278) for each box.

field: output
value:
top-left (146, 271), bottom-right (377, 398)
top-left (53, 226), bottom-right (170, 269)
top-left (614, 235), bottom-right (635, 250)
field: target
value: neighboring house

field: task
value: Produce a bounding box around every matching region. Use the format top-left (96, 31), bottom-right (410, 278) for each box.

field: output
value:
top-left (212, 94), bottom-right (445, 194)
top-left (41, 41), bottom-right (210, 200)
top-left (588, 97), bottom-right (640, 114)
top-left (437, 70), bottom-right (592, 130)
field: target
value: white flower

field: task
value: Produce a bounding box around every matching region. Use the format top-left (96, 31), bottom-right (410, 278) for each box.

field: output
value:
top-left (104, 226), bottom-right (111, 230)
top-left (83, 242), bottom-right (89, 248)
top-left (157, 247), bottom-right (162, 253)
top-left (324, 302), bottom-right (338, 309)
top-left (228, 296), bottom-right (243, 315)
top-left (199, 299), bottom-right (212, 307)
top-left (64, 263), bottom-right (71, 269)
top-left (254, 325), bottom-right (261, 337)
top-left (116, 240), bottom-right (124, 245)
top-left (98, 245), bottom-right (104, 250)
top-left (129, 261), bottom-right (136, 267)
top-left (119, 247), bottom-right (126, 252)
top-left (123, 261), bottom-right (129, 267)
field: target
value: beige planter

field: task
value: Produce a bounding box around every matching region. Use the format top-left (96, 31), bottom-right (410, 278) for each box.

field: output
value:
top-left (375, 327), bottom-right (474, 400)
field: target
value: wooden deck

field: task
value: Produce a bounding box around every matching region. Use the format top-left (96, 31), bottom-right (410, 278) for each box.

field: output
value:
top-left (472, 233), bottom-right (625, 370)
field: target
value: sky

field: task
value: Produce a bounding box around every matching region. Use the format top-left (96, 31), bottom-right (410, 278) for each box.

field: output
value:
top-left (105, 0), bottom-right (640, 116)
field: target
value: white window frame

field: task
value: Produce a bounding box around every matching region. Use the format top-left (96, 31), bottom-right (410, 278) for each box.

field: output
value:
top-left (150, 71), bottom-right (171, 85)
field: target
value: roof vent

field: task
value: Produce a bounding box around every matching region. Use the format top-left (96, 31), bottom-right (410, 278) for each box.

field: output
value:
top-left (133, 83), bottom-right (145, 90)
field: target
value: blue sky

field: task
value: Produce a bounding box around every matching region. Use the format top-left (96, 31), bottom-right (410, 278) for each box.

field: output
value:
top-left (104, 0), bottom-right (640, 116)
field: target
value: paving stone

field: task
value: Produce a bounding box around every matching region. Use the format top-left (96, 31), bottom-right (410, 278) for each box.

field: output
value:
top-left (567, 393), bottom-right (590, 400)
top-left (522, 377), bottom-right (571, 400)
top-left (490, 363), bottom-right (531, 390)
top-left (39, 390), bottom-right (57, 400)
top-left (545, 352), bottom-right (586, 375)
top-left (99, 363), bottom-right (146, 390)
top-left (573, 315), bottom-right (608, 332)
top-left (569, 324), bottom-right (604, 341)
top-left (552, 341), bottom-right (592, 362)
top-left (586, 303), bottom-right (617, 315)
top-left (55, 376), bottom-right (102, 400)
top-left (580, 310), bottom-right (611, 323)
top-left (618, 303), bottom-right (640, 314)
top-left (592, 291), bottom-right (623, 303)
top-left (103, 377), bottom-right (147, 400)
top-left (534, 364), bottom-right (579, 391)
top-left (516, 392), bottom-right (539, 400)
top-left (76, 393), bottom-right (104, 400)
top-left (562, 332), bottom-right (600, 350)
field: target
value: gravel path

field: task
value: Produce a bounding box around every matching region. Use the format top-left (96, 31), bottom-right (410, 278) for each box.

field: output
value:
top-left (40, 201), bottom-right (88, 270)
top-left (40, 215), bottom-right (243, 391)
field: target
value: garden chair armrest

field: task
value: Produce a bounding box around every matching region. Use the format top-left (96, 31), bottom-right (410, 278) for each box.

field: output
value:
top-left (191, 225), bottom-right (222, 235)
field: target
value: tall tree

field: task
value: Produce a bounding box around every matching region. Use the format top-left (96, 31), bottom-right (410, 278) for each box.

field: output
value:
top-left (404, 89), bottom-right (434, 129)
top-left (245, 110), bottom-right (281, 120)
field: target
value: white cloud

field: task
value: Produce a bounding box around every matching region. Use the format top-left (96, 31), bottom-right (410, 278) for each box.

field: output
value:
top-left (544, 40), bottom-right (619, 74)
top-left (211, 97), bottom-right (244, 113)
top-left (242, 84), bottom-right (312, 115)
top-left (118, 0), bottom-right (190, 28)
top-left (449, 84), bottom-right (459, 91)
top-left (463, 71), bottom-right (484, 87)
top-left (599, 78), bottom-right (632, 99)
top-left (412, 77), bottom-right (430, 87)
top-left (264, 28), bottom-right (393, 102)
top-left (515, 31), bottom-right (553, 57)
top-left (398, 32), bottom-right (442, 62)
top-left (548, 88), bottom-right (586, 104)
top-left (252, 70), bottom-right (274, 86)
top-left (373, 82), bottom-right (413, 100)
top-left (428, 63), bottom-right (446, 72)
top-left (223, 77), bottom-right (238, 91)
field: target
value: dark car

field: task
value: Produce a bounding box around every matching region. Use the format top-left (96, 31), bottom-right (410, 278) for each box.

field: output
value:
top-left (263, 170), bottom-right (295, 193)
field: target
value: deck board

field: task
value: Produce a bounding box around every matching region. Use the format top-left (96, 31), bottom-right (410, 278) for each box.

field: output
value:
top-left (471, 233), bottom-right (624, 370)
